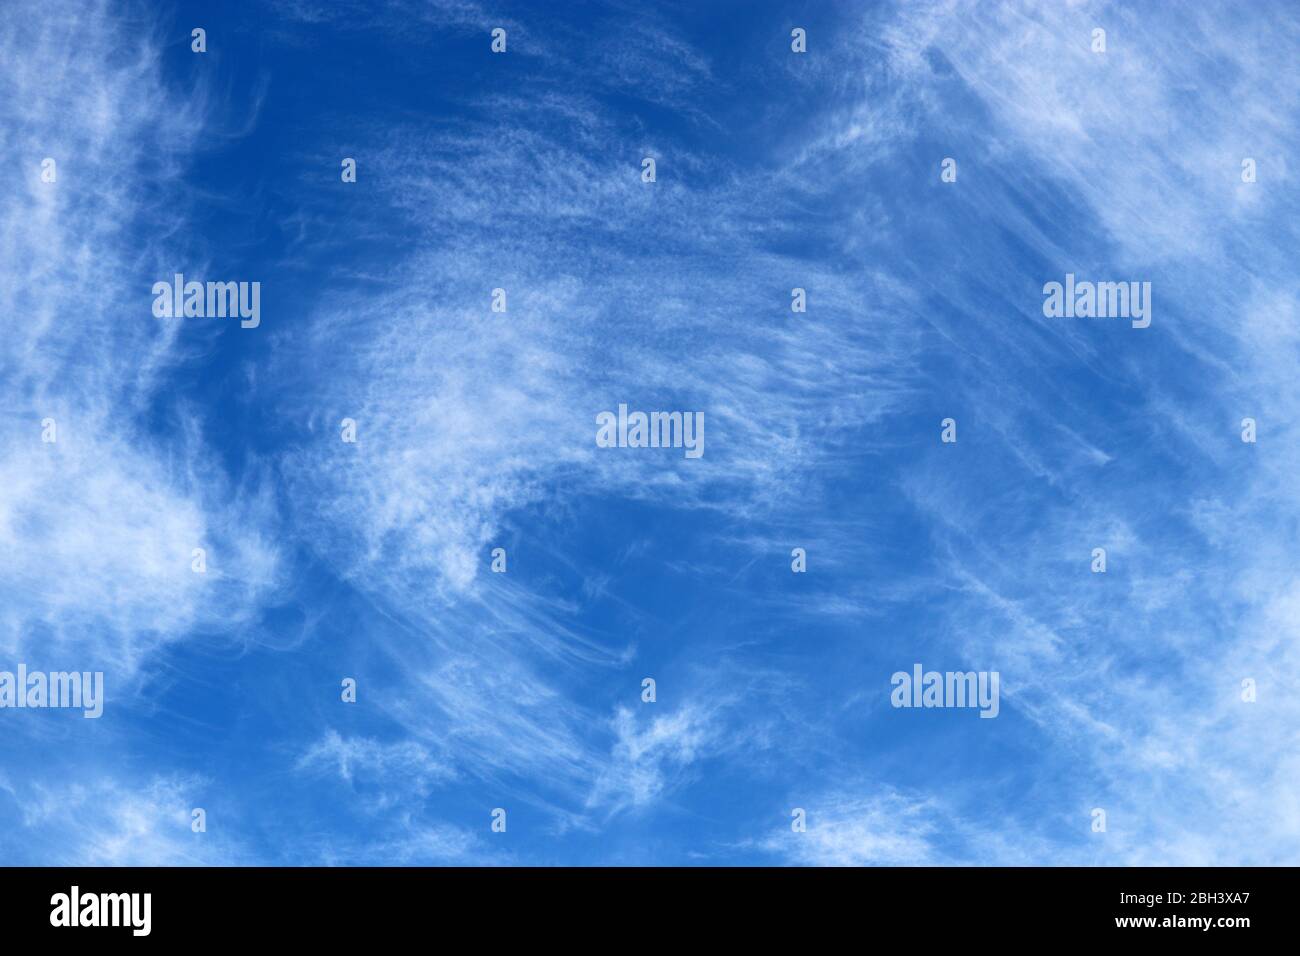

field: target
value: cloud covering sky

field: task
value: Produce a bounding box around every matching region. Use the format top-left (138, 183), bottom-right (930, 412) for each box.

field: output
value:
top-left (0, 0), bottom-right (1297, 865)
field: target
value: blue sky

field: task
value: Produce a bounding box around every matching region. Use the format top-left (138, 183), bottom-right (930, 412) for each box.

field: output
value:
top-left (1, 0), bottom-right (1298, 865)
